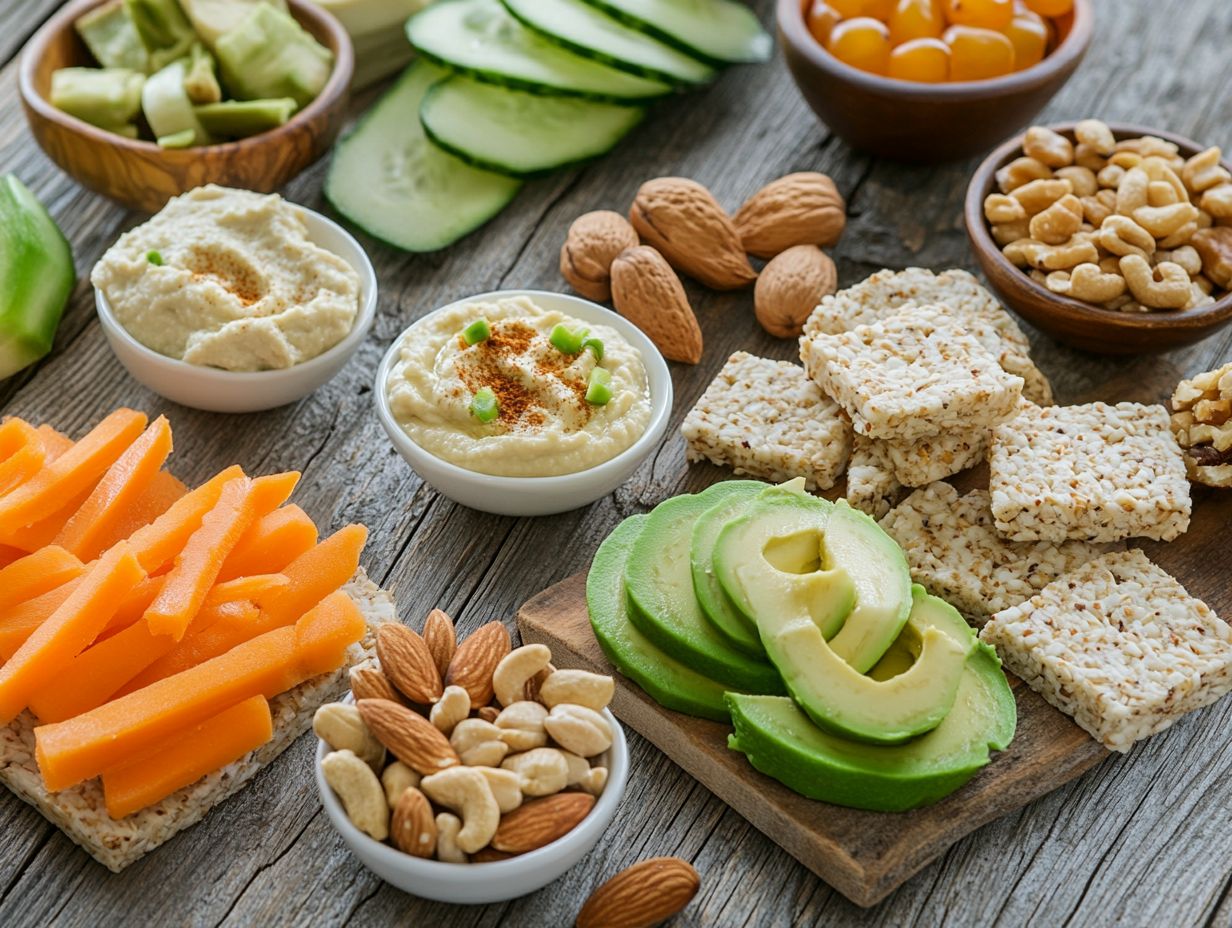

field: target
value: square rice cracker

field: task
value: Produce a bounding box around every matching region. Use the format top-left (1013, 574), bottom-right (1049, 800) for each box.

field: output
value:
top-left (980, 550), bottom-right (1232, 752)
top-left (803, 305), bottom-right (1025, 442)
top-left (883, 398), bottom-right (1038, 488)
top-left (880, 482), bottom-right (1108, 623)
top-left (0, 570), bottom-right (395, 872)
top-left (989, 402), bottom-right (1191, 543)
top-left (682, 351), bottom-right (852, 490)
top-left (845, 434), bottom-right (903, 520)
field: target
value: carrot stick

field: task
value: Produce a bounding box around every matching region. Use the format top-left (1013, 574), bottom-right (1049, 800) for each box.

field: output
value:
top-left (55, 417), bottom-right (174, 562)
top-left (0, 483), bottom-right (97, 553)
top-left (92, 470), bottom-right (187, 555)
top-left (0, 578), bottom-right (82, 660)
top-left (101, 695), bottom-right (273, 819)
top-left (35, 426), bottom-right (73, 460)
top-left (0, 546), bottom-right (84, 612)
top-left (34, 590), bottom-right (364, 791)
top-left (0, 410), bottom-right (148, 536)
top-left (216, 504), bottom-right (318, 582)
top-left (126, 466), bottom-right (244, 574)
top-left (0, 419), bottom-right (44, 496)
top-left (0, 546), bottom-right (24, 570)
top-left (93, 575), bottom-right (167, 642)
top-left (0, 418), bottom-right (35, 459)
top-left (201, 574), bottom-right (289, 609)
top-left (0, 542), bottom-right (145, 723)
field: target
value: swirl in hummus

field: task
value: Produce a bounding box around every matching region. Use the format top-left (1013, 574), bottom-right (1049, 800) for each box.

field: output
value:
top-left (386, 296), bottom-right (652, 477)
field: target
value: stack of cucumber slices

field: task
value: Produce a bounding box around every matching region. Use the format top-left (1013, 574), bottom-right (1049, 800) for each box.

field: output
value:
top-left (324, 0), bottom-right (771, 252)
top-left (586, 479), bottom-right (1018, 812)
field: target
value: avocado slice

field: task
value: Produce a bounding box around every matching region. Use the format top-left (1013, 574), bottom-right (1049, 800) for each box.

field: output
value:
top-left (624, 482), bottom-right (785, 695)
top-left (715, 494), bottom-right (969, 743)
top-left (587, 514), bottom-right (731, 721)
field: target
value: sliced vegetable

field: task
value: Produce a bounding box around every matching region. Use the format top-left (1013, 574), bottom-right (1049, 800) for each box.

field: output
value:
top-left (75, 0), bottom-right (150, 71)
top-left (146, 249), bottom-right (164, 265)
top-left (576, 0), bottom-right (772, 66)
top-left (0, 419), bottom-right (45, 495)
top-left (0, 547), bottom-right (84, 613)
top-left (124, 0), bottom-right (196, 65)
top-left (586, 366), bottom-right (613, 405)
top-left (126, 465), bottom-right (244, 572)
top-left (550, 323), bottom-right (588, 354)
top-left (201, 572), bottom-right (290, 608)
top-left (178, 0), bottom-right (288, 47)
top-left (92, 470), bottom-right (188, 555)
top-left (142, 59), bottom-right (211, 147)
top-left (215, 3), bottom-right (333, 108)
top-left (0, 484), bottom-right (97, 553)
top-left (0, 580), bottom-right (81, 661)
top-left (50, 67), bottom-right (145, 129)
top-left (194, 98), bottom-right (297, 137)
top-left (184, 42), bottom-right (222, 104)
top-left (217, 504), bottom-right (318, 581)
top-left (581, 335), bottom-right (604, 360)
top-left (462, 318), bottom-right (491, 345)
top-left (471, 387), bottom-right (499, 423)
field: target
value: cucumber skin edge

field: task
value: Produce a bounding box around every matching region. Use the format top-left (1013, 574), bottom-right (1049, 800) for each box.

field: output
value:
top-left (574, 0), bottom-right (772, 68)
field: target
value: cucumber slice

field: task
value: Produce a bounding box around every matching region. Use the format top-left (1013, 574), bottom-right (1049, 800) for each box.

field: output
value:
top-left (500, 0), bottom-right (714, 87)
top-left (324, 61), bottom-right (522, 253)
top-left (142, 58), bottom-right (211, 146)
top-left (578, 0), bottom-right (771, 66)
top-left (407, 0), bottom-right (671, 103)
top-left (420, 75), bottom-right (644, 177)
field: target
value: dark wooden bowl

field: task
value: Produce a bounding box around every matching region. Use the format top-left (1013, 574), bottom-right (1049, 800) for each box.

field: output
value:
top-left (965, 122), bottom-right (1232, 355)
top-left (19, 0), bottom-right (353, 213)
top-left (776, 0), bottom-right (1093, 163)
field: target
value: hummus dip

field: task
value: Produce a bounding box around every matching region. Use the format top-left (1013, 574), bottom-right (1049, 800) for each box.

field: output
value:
top-left (386, 296), bottom-right (652, 477)
top-left (91, 185), bottom-right (361, 372)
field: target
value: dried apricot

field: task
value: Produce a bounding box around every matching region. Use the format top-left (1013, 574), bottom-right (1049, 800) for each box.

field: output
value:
top-left (887, 37), bottom-right (951, 82)
top-left (1022, 0), bottom-right (1072, 16)
top-left (827, 17), bottom-right (892, 74)
top-left (830, 0), bottom-right (894, 18)
top-left (1003, 9), bottom-right (1049, 70)
top-left (887, 0), bottom-right (944, 43)
top-left (942, 0), bottom-right (1012, 30)
top-left (944, 24), bottom-right (1015, 80)
top-left (806, 1), bottom-right (843, 45)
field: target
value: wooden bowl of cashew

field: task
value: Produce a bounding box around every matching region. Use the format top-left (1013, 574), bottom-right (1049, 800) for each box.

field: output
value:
top-left (965, 122), bottom-right (1232, 355)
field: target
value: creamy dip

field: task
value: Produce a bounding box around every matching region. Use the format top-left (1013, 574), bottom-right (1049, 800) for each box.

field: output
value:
top-left (386, 296), bottom-right (652, 477)
top-left (91, 185), bottom-right (361, 372)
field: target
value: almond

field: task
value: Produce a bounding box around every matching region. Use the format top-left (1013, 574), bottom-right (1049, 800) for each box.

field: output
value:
top-left (753, 245), bottom-right (838, 339)
top-left (477, 705), bottom-right (501, 723)
top-left (561, 211), bottom-right (640, 302)
top-left (490, 792), bottom-right (595, 854)
top-left (445, 621), bottom-right (512, 709)
top-left (390, 786), bottom-right (437, 858)
top-left (356, 698), bottom-right (460, 776)
top-left (349, 663), bottom-right (405, 705)
top-left (470, 846), bottom-right (517, 863)
top-left (575, 857), bottom-right (701, 928)
top-left (610, 246), bottom-right (703, 364)
top-left (629, 178), bottom-right (756, 290)
top-left (422, 608), bottom-right (457, 680)
top-left (734, 172), bottom-right (847, 259)
top-left (376, 624), bottom-right (443, 704)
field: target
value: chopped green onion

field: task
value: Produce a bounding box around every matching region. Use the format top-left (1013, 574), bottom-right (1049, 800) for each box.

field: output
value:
top-left (550, 323), bottom-right (589, 355)
top-left (580, 336), bottom-right (604, 361)
top-left (586, 367), bottom-right (613, 406)
top-left (470, 387), bottom-right (499, 423)
top-left (146, 250), bottom-right (163, 266)
top-left (462, 318), bottom-right (491, 345)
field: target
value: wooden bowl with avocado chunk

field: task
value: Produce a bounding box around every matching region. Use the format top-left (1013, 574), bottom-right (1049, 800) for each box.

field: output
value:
top-left (19, 0), bottom-right (352, 212)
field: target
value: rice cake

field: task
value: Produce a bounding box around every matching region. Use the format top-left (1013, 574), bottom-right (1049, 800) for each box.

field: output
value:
top-left (682, 351), bottom-right (852, 490)
top-left (989, 402), bottom-right (1191, 543)
top-left (880, 482), bottom-right (1107, 623)
top-left (980, 550), bottom-right (1232, 752)
top-left (845, 434), bottom-right (903, 520)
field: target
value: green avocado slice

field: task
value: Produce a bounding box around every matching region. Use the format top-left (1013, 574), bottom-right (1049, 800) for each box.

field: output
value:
top-left (586, 514), bottom-right (730, 721)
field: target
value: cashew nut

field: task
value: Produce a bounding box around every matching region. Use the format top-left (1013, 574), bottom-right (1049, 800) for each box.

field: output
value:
top-left (1054, 166), bottom-right (1097, 198)
top-left (1028, 194), bottom-right (1083, 245)
top-left (1098, 215), bottom-right (1156, 259)
top-left (1002, 238), bottom-right (1035, 268)
top-left (1132, 202), bottom-right (1200, 239)
top-left (501, 747), bottom-right (570, 797)
top-left (435, 812), bottom-right (468, 863)
top-left (1183, 147), bottom-right (1231, 194)
top-left (1119, 255), bottom-right (1191, 309)
top-left (494, 700), bottom-right (549, 752)
top-left (450, 719), bottom-right (510, 767)
top-left (1159, 221), bottom-right (1199, 250)
top-left (1046, 263), bottom-right (1126, 303)
top-left (538, 670), bottom-right (615, 712)
top-left (1115, 167), bottom-right (1150, 215)
top-left (991, 219), bottom-right (1030, 247)
top-left (1147, 180), bottom-right (1179, 207)
top-left (1108, 150), bottom-right (1144, 171)
top-left (1075, 119), bottom-right (1115, 156)
top-left (578, 767), bottom-right (608, 797)
top-left (996, 155), bottom-right (1051, 193)
top-left (543, 704), bottom-right (613, 758)
top-left (474, 766), bottom-right (523, 813)
top-left (420, 766), bottom-right (500, 853)
top-left (313, 703), bottom-right (385, 772)
top-left (1021, 235), bottom-right (1100, 271)
top-left (380, 761), bottom-right (421, 808)
top-left (491, 644), bottom-right (553, 707)
top-left (559, 750), bottom-right (590, 786)
top-left (1201, 184), bottom-right (1232, 220)
top-left (429, 685), bottom-right (471, 736)
top-left (1080, 190), bottom-right (1116, 227)
top-left (1155, 246), bottom-right (1203, 277)
top-left (1073, 142), bottom-right (1107, 171)
top-left (1096, 164), bottom-right (1125, 190)
top-left (984, 193), bottom-right (1027, 224)
top-left (1117, 134), bottom-right (1180, 160)
top-left (322, 749), bottom-right (389, 841)
top-left (1023, 126), bottom-right (1074, 168)
top-left (1010, 178), bottom-right (1072, 215)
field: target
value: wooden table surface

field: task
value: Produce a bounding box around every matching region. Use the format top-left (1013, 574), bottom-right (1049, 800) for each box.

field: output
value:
top-left (2, 0), bottom-right (1232, 925)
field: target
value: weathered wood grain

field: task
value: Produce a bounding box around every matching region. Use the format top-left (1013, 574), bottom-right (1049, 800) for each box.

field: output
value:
top-left (0, 0), bottom-right (1231, 924)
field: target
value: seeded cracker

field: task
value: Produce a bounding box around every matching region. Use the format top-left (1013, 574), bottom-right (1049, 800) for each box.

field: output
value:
top-left (804, 305), bottom-right (1024, 442)
top-left (880, 482), bottom-right (1107, 623)
top-left (989, 402), bottom-right (1191, 543)
top-left (845, 434), bottom-right (903, 519)
top-left (980, 550), bottom-right (1232, 752)
top-left (682, 352), bottom-right (851, 490)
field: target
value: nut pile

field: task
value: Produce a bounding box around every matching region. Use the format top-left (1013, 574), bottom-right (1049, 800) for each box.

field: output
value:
top-left (1171, 362), bottom-right (1232, 488)
top-left (560, 172), bottom-right (845, 360)
top-left (984, 120), bottom-right (1231, 313)
top-left (316, 609), bottom-right (616, 863)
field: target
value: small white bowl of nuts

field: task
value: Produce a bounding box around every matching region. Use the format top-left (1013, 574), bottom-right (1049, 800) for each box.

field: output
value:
top-left (313, 610), bottom-right (628, 905)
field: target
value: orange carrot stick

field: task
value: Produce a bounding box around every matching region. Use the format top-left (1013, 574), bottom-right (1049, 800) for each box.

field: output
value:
top-left (0, 579), bottom-right (82, 660)
top-left (126, 466), bottom-right (244, 573)
top-left (55, 417), bottom-right (174, 562)
top-left (0, 546), bottom-right (24, 570)
top-left (0, 543), bottom-right (146, 723)
top-left (0, 419), bottom-right (44, 496)
top-left (0, 483), bottom-right (97, 553)
top-left (93, 470), bottom-right (187, 555)
top-left (201, 573), bottom-right (289, 609)
top-left (34, 591), bottom-right (364, 791)
top-left (216, 504), bottom-right (318, 582)
top-left (0, 410), bottom-right (148, 536)
top-left (0, 418), bottom-right (35, 459)
top-left (101, 695), bottom-right (273, 818)
top-left (0, 546), bottom-right (84, 612)
top-left (35, 426), bottom-right (74, 460)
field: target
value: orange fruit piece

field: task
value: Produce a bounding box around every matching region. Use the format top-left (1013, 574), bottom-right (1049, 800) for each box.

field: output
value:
top-left (1003, 9), bottom-right (1049, 69)
top-left (1023, 0), bottom-right (1071, 15)
top-left (806, 0), bottom-right (843, 45)
top-left (944, 24), bottom-right (1015, 80)
top-left (942, 0), bottom-right (1013, 29)
top-left (888, 0), bottom-right (945, 43)
top-left (888, 37), bottom-right (951, 81)
top-left (827, 16), bottom-right (892, 74)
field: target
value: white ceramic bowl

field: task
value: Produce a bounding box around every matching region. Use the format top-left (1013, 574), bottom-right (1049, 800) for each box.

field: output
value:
top-left (315, 700), bottom-right (628, 905)
top-left (374, 289), bottom-right (672, 517)
top-left (94, 206), bottom-right (377, 413)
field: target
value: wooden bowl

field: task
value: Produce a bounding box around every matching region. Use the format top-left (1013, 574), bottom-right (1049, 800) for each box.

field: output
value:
top-left (19, 0), bottom-right (353, 213)
top-left (776, 0), bottom-right (1094, 163)
top-left (965, 122), bottom-right (1232, 355)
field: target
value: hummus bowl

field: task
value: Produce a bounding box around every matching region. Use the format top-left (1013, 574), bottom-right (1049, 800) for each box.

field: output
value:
top-left (95, 204), bottom-right (377, 413)
top-left (375, 290), bottom-right (672, 517)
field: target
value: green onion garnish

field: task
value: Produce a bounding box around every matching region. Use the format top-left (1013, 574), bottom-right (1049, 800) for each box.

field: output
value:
top-left (146, 250), bottom-right (163, 266)
top-left (550, 323), bottom-right (588, 355)
top-left (462, 318), bottom-right (491, 345)
top-left (470, 387), bottom-right (499, 423)
top-left (585, 367), bottom-right (613, 406)
top-left (580, 336), bottom-right (604, 361)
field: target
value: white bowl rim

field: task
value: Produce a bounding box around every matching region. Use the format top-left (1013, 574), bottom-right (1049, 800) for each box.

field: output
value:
top-left (314, 698), bottom-right (629, 874)
top-left (94, 205), bottom-right (378, 383)
top-left (373, 289), bottom-right (673, 488)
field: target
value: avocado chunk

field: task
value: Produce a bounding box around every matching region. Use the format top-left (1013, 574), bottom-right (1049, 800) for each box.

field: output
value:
top-left (215, 3), bottom-right (334, 109)
top-left (50, 67), bottom-right (145, 130)
top-left (75, 0), bottom-right (150, 72)
top-left (178, 0), bottom-right (288, 46)
top-left (625, 482), bottom-right (785, 695)
top-left (587, 514), bottom-right (731, 721)
top-left (715, 492), bottom-right (969, 743)
top-left (194, 97), bottom-right (296, 137)
top-left (125, 0), bottom-right (197, 68)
